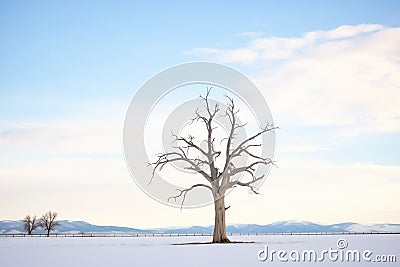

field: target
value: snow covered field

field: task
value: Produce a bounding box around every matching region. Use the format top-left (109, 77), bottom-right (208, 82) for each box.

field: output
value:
top-left (0, 234), bottom-right (398, 266)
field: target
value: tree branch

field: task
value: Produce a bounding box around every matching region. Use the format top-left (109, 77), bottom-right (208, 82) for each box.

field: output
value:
top-left (149, 151), bottom-right (212, 184)
top-left (229, 159), bottom-right (274, 177)
top-left (168, 183), bottom-right (212, 208)
top-left (172, 133), bottom-right (208, 158)
top-left (231, 123), bottom-right (278, 158)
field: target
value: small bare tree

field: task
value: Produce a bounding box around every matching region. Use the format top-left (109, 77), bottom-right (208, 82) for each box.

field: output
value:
top-left (40, 211), bottom-right (60, 237)
top-left (23, 215), bottom-right (39, 235)
top-left (150, 89), bottom-right (276, 243)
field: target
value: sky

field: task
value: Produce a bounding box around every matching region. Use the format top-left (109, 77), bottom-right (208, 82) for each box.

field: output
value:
top-left (1, 0), bottom-right (400, 228)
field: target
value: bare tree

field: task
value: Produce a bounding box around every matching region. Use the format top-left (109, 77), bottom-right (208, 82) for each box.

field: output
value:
top-left (40, 211), bottom-right (60, 237)
top-left (23, 215), bottom-right (39, 235)
top-left (150, 89), bottom-right (276, 243)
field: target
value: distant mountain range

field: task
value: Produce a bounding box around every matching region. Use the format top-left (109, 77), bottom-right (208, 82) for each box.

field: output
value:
top-left (1, 220), bottom-right (399, 234)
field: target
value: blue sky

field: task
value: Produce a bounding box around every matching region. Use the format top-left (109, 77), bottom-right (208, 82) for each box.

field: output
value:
top-left (1, 1), bottom-right (400, 227)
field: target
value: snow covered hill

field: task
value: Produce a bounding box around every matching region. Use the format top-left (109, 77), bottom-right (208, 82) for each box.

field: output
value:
top-left (0, 220), bottom-right (148, 234)
top-left (1, 220), bottom-right (399, 234)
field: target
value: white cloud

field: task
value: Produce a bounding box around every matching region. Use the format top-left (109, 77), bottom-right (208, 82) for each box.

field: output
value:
top-left (188, 24), bottom-right (385, 63)
top-left (303, 24), bottom-right (384, 41)
top-left (0, 121), bottom-right (121, 154)
top-left (185, 47), bottom-right (259, 64)
top-left (187, 24), bottom-right (400, 135)
top-left (238, 31), bottom-right (264, 38)
top-left (253, 37), bottom-right (306, 60)
top-left (0, 98), bottom-right (127, 154)
top-left (278, 144), bottom-right (329, 153)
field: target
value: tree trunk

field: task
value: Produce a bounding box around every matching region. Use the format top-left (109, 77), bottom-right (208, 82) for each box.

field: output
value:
top-left (47, 229), bottom-right (50, 237)
top-left (212, 195), bottom-right (230, 243)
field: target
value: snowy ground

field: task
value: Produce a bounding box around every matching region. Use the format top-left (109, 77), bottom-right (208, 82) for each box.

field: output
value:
top-left (0, 234), bottom-right (398, 266)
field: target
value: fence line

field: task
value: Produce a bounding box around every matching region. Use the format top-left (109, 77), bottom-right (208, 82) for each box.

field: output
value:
top-left (1, 232), bottom-right (399, 238)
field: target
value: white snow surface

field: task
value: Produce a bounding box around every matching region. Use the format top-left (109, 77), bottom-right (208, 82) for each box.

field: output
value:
top-left (0, 234), bottom-right (398, 266)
